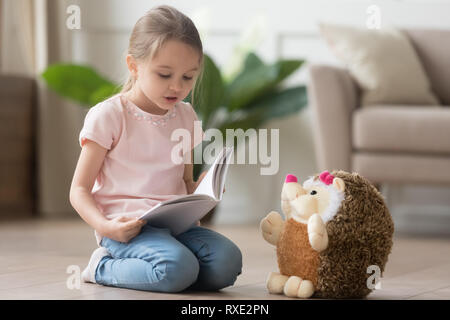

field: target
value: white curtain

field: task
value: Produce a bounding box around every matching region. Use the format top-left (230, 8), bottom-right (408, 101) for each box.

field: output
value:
top-left (0, 0), bottom-right (49, 75)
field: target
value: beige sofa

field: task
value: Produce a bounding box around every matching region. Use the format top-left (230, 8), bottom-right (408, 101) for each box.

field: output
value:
top-left (308, 29), bottom-right (450, 185)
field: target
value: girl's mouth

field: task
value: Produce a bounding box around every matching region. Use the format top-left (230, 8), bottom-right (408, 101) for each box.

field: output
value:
top-left (165, 97), bottom-right (177, 103)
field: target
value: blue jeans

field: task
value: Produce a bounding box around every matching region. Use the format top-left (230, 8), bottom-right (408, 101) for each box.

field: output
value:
top-left (95, 224), bottom-right (243, 293)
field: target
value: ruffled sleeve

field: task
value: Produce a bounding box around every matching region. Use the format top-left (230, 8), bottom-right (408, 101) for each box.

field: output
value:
top-left (79, 101), bottom-right (121, 150)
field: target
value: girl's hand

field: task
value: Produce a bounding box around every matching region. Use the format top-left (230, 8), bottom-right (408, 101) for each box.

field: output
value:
top-left (101, 216), bottom-right (147, 243)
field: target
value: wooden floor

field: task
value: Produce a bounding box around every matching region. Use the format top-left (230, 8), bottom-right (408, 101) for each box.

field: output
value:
top-left (1, 218), bottom-right (450, 300)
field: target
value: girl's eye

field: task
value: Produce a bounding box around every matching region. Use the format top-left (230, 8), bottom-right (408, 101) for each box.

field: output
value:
top-left (158, 74), bottom-right (192, 80)
top-left (310, 190), bottom-right (317, 195)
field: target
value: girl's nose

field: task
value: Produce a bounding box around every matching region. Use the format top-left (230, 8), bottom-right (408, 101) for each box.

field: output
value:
top-left (169, 79), bottom-right (183, 92)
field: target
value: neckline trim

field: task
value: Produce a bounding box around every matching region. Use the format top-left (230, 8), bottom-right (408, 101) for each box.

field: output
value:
top-left (119, 93), bottom-right (177, 126)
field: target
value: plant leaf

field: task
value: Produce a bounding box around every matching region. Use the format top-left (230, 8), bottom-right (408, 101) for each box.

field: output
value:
top-left (225, 55), bottom-right (304, 112)
top-left (247, 85), bottom-right (307, 119)
top-left (190, 54), bottom-right (225, 128)
top-left (89, 84), bottom-right (121, 105)
top-left (241, 52), bottom-right (264, 72)
top-left (41, 63), bottom-right (117, 107)
top-left (218, 85), bottom-right (307, 132)
top-left (275, 60), bottom-right (304, 84)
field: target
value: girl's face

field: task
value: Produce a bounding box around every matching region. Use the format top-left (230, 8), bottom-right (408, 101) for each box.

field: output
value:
top-left (127, 39), bottom-right (201, 113)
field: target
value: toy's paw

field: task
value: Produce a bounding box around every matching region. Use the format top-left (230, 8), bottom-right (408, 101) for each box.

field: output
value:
top-left (260, 211), bottom-right (285, 246)
top-left (266, 272), bottom-right (289, 294)
top-left (308, 213), bottom-right (328, 252)
top-left (283, 276), bottom-right (315, 299)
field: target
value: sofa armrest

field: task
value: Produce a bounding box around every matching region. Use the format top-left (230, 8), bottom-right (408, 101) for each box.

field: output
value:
top-left (308, 64), bottom-right (359, 172)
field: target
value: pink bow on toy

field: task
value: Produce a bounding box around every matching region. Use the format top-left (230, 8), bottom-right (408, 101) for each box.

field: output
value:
top-left (285, 174), bottom-right (298, 183)
top-left (319, 171), bottom-right (334, 185)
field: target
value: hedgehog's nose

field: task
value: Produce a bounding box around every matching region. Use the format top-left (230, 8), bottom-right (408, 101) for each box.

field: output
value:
top-left (285, 174), bottom-right (297, 183)
top-left (282, 176), bottom-right (306, 201)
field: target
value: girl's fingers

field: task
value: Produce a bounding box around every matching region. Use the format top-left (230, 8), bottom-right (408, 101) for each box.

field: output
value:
top-left (117, 216), bottom-right (137, 223)
top-left (125, 227), bottom-right (140, 237)
top-left (124, 218), bottom-right (143, 230)
top-left (115, 216), bottom-right (129, 222)
top-left (123, 223), bottom-right (145, 241)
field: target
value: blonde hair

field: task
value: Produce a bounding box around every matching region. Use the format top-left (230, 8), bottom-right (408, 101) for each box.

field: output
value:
top-left (121, 5), bottom-right (204, 104)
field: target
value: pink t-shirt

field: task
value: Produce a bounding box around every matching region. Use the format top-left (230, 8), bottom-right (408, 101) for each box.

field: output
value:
top-left (78, 93), bottom-right (204, 245)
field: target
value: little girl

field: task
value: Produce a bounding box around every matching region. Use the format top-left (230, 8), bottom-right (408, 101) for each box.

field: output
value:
top-left (69, 5), bottom-right (242, 293)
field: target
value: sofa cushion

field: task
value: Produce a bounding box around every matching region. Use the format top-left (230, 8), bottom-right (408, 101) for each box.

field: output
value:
top-left (352, 153), bottom-right (450, 184)
top-left (404, 29), bottom-right (450, 105)
top-left (353, 105), bottom-right (450, 154)
top-left (319, 23), bottom-right (439, 107)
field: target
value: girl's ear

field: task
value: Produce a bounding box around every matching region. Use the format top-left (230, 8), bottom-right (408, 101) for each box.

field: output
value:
top-left (333, 177), bottom-right (345, 192)
top-left (126, 54), bottom-right (138, 78)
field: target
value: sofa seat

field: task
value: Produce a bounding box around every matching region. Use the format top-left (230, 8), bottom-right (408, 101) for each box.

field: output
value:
top-left (353, 105), bottom-right (450, 155)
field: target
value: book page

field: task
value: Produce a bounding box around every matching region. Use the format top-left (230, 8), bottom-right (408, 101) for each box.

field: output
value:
top-left (138, 147), bottom-right (232, 235)
top-left (216, 147), bottom-right (234, 200)
top-left (192, 164), bottom-right (216, 198)
top-left (193, 147), bottom-right (227, 198)
top-left (141, 199), bottom-right (218, 235)
top-left (160, 193), bottom-right (211, 205)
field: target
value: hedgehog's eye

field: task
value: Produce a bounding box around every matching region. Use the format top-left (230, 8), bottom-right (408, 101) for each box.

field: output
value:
top-left (310, 190), bottom-right (317, 195)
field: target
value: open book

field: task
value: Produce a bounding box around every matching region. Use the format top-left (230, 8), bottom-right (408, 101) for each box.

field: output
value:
top-left (138, 147), bottom-right (234, 235)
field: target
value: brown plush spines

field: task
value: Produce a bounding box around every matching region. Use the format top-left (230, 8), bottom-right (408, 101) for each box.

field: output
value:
top-left (314, 171), bottom-right (394, 299)
top-left (277, 219), bottom-right (320, 286)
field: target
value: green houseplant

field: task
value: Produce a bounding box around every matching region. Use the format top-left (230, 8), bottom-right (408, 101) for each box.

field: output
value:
top-left (41, 52), bottom-right (307, 222)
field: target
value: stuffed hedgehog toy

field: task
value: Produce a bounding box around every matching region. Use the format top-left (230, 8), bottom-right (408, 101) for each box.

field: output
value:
top-left (260, 170), bottom-right (394, 299)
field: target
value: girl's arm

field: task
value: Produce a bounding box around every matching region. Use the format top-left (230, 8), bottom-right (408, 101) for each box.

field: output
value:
top-left (183, 162), bottom-right (195, 194)
top-left (183, 151), bottom-right (206, 226)
top-left (183, 150), bottom-right (207, 194)
top-left (69, 140), bottom-right (145, 242)
top-left (182, 150), bottom-right (226, 195)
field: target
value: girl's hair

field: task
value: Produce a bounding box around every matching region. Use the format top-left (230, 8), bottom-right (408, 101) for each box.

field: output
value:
top-left (121, 5), bottom-right (204, 103)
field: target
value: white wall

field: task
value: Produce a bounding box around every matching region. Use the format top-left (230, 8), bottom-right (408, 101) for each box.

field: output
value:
top-left (66, 0), bottom-right (450, 231)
